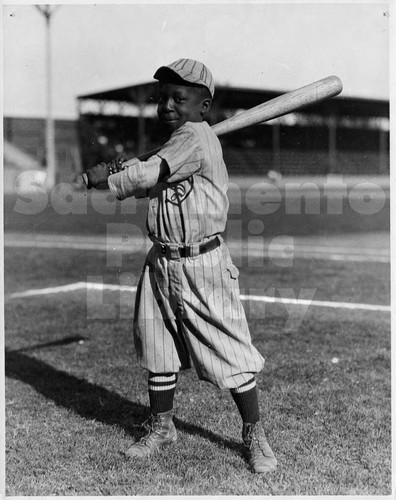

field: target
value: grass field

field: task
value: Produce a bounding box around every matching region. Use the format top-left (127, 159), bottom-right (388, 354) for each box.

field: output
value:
top-left (3, 177), bottom-right (392, 495)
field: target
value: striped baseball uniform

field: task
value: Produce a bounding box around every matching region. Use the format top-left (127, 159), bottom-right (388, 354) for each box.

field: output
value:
top-left (108, 121), bottom-right (265, 390)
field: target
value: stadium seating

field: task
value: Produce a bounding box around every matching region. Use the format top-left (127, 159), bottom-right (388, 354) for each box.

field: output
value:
top-left (222, 148), bottom-right (388, 177)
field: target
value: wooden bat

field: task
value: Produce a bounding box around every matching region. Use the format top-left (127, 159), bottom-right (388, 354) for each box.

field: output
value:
top-left (82, 75), bottom-right (342, 188)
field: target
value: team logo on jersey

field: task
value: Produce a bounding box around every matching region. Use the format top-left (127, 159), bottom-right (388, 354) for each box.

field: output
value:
top-left (166, 178), bottom-right (193, 205)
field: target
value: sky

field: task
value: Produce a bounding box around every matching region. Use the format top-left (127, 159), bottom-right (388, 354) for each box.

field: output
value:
top-left (2, 1), bottom-right (391, 119)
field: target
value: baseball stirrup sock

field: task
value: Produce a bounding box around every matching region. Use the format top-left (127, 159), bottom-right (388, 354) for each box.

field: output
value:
top-left (230, 377), bottom-right (260, 424)
top-left (148, 372), bottom-right (178, 415)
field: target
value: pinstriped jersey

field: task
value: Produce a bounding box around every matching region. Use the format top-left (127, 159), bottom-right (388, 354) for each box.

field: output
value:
top-left (149, 121), bottom-right (229, 244)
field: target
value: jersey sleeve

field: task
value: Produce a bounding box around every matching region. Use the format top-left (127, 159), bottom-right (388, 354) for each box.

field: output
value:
top-left (157, 122), bottom-right (204, 183)
top-left (108, 155), bottom-right (162, 200)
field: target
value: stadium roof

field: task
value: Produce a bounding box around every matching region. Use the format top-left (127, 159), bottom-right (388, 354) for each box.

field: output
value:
top-left (78, 81), bottom-right (389, 118)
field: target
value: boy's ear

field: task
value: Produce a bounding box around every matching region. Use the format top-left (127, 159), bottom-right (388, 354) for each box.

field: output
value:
top-left (200, 98), bottom-right (212, 116)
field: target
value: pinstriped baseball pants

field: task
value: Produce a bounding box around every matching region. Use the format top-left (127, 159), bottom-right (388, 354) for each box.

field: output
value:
top-left (133, 242), bottom-right (265, 390)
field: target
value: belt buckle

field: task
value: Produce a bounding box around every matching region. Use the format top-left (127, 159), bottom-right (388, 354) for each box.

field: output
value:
top-left (160, 244), bottom-right (167, 255)
top-left (169, 245), bottom-right (181, 260)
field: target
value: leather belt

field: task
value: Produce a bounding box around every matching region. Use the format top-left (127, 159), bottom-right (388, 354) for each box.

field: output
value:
top-left (152, 236), bottom-right (221, 260)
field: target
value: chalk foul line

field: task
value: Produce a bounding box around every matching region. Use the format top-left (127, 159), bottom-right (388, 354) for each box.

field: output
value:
top-left (7, 282), bottom-right (390, 312)
top-left (7, 282), bottom-right (138, 297)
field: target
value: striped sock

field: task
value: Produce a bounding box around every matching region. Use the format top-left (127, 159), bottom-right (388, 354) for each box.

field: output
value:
top-left (148, 372), bottom-right (178, 415)
top-left (230, 377), bottom-right (260, 424)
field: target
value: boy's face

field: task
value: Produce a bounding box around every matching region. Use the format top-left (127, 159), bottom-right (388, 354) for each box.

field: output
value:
top-left (157, 82), bottom-right (211, 133)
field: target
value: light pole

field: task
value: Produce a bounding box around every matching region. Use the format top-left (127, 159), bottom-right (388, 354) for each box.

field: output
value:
top-left (35, 5), bottom-right (59, 189)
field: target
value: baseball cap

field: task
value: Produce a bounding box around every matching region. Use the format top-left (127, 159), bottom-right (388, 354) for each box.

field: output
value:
top-left (153, 58), bottom-right (215, 98)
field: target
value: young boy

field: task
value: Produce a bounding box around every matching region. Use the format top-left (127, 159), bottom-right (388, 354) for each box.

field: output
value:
top-left (85, 58), bottom-right (277, 473)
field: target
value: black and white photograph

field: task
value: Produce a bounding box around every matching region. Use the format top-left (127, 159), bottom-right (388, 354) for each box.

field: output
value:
top-left (2, 0), bottom-right (392, 496)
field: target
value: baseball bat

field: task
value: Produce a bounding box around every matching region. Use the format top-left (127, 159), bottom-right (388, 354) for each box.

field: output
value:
top-left (82, 75), bottom-right (342, 188)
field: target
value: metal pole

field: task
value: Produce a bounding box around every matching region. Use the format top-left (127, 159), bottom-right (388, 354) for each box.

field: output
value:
top-left (36, 5), bottom-right (57, 189)
top-left (45, 10), bottom-right (56, 188)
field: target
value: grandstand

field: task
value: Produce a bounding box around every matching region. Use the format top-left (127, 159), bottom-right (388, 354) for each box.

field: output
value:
top-left (3, 83), bottom-right (389, 181)
top-left (77, 82), bottom-right (389, 177)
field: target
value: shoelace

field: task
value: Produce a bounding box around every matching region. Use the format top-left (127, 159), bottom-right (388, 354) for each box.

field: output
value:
top-left (139, 416), bottom-right (164, 445)
top-left (245, 426), bottom-right (266, 452)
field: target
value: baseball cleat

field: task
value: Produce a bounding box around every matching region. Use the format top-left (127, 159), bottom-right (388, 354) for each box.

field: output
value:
top-left (124, 410), bottom-right (177, 458)
top-left (242, 422), bottom-right (277, 473)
